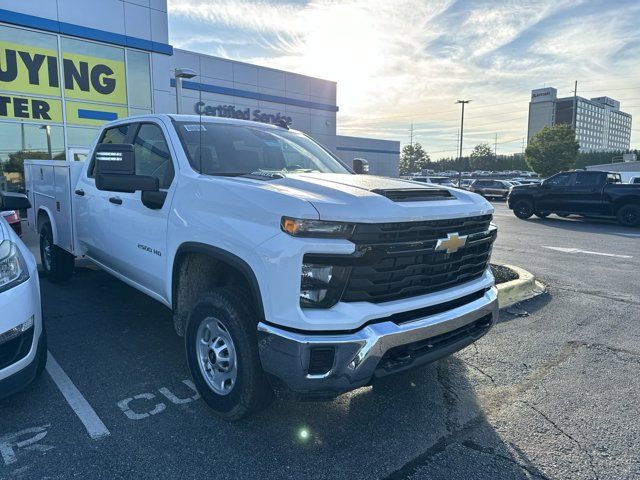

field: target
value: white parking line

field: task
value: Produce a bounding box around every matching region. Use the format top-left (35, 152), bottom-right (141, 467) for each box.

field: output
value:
top-left (542, 246), bottom-right (632, 259)
top-left (45, 352), bottom-right (110, 440)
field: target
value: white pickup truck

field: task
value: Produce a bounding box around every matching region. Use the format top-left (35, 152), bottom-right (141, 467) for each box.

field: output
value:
top-left (25, 115), bottom-right (498, 420)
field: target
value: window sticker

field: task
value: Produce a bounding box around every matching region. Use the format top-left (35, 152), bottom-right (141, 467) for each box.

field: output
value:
top-left (183, 124), bottom-right (206, 132)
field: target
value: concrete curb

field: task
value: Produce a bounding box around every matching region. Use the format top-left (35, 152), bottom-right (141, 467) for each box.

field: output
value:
top-left (496, 264), bottom-right (546, 308)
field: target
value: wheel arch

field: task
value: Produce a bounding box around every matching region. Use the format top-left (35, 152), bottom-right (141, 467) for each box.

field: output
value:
top-left (36, 207), bottom-right (57, 244)
top-left (613, 195), bottom-right (640, 212)
top-left (171, 242), bottom-right (265, 336)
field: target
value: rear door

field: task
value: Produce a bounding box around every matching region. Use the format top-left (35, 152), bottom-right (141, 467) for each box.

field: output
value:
top-left (100, 121), bottom-right (176, 299)
top-left (566, 172), bottom-right (606, 214)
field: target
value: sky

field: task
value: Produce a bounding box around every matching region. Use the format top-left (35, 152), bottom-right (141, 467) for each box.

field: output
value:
top-left (167, 0), bottom-right (640, 158)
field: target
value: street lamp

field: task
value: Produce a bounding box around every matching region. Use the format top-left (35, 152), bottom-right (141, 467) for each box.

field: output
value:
top-left (40, 124), bottom-right (52, 158)
top-left (456, 100), bottom-right (471, 186)
top-left (174, 68), bottom-right (197, 114)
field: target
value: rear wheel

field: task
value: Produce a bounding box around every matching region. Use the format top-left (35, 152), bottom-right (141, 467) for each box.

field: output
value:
top-left (513, 199), bottom-right (534, 219)
top-left (185, 287), bottom-right (273, 421)
top-left (557, 213), bottom-right (571, 218)
top-left (39, 220), bottom-right (74, 282)
top-left (617, 204), bottom-right (640, 227)
top-left (534, 211), bottom-right (550, 218)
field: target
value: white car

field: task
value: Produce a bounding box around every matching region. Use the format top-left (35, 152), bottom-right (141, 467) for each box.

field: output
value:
top-left (0, 192), bottom-right (46, 400)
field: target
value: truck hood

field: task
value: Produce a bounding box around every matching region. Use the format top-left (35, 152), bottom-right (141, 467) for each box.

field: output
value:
top-left (254, 173), bottom-right (493, 222)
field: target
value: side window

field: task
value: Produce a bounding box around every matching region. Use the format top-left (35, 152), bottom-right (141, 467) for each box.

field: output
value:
top-left (546, 173), bottom-right (571, 187)
top-left (89, 124), bottom-right (132, 177)
top-left (133, 124), bottom-right (175, 188)
top-left (102, 124), bottom-right (130, 144)
top-left (575, 172), bottom-right (600, 186)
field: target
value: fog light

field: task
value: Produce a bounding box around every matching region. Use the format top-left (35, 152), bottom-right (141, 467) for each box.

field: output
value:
top-left (0, 315), bottom-right (34, 345)
top-left (308, 347), bottom-right (335, 376)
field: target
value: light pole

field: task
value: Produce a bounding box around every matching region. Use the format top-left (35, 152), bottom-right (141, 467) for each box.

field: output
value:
top-left (40, 124), bottom-right (52, 158)
top-left (456, 100), bottom-right (470, 186)
top-left (174, 68), bottom-right (197, 114)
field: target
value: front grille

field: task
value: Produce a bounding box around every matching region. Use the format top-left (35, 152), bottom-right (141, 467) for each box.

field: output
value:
top-left (350, 214), bottom-right (492, 244)
top-left (0, 327), bottom-right (34, 370)
top-left (342, 215), bottom-right (494, 303)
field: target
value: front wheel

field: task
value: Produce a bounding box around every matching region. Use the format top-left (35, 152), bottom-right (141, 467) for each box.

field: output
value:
top-left (513, 199), bottom-right (534, 219)
top-left (39, 220), bottom-right (74, 282)
top-left (185, 287), bottom-right (273, 421)
top-left (617, 204), bottom-right (640, 227)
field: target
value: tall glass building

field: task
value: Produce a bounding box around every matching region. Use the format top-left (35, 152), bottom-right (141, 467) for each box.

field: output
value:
top-left (527, 87), bottom-right (632, 153)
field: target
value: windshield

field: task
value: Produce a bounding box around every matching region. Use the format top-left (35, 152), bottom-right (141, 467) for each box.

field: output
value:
top-left (174, 121), bottom-right (350, 176)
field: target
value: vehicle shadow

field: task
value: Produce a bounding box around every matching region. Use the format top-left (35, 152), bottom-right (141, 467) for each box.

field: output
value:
top-left (243, 355), bottom-right (546, 479)
top-left (518, 214), bottom-right (638, 236)
top-left (36, 268), bottom-right (548, 480)
top-left (496, 291), bottom-right (552, 325)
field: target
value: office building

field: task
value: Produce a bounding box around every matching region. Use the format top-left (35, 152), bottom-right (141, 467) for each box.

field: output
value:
top-left (527, 87), bottom-right (632, 152)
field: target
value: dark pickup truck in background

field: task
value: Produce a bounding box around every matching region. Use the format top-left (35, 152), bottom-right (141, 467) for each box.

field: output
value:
top-left (508, 170), bottom-right (640, 227)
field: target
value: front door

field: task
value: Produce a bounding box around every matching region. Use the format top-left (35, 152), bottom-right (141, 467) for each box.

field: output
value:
top-left (536, 172), bottom-right (573, 212)
top-left (101, 121), bottom-right (176, 299)
top-left (75, 123), bottom-right (135, 264)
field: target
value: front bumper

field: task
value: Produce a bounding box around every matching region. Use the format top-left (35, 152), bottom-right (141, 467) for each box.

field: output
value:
top-left (257, 286), bottom-right (498, 394)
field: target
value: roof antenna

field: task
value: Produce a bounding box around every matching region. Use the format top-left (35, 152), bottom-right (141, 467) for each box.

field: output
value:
top-left (276, 118), bottom-right (289, 130)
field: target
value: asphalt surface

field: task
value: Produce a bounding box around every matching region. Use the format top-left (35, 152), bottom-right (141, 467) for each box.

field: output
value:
top-left (1, 203), bottom-right (639, 479)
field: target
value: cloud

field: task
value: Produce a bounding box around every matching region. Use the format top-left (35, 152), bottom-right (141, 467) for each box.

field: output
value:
top-left (168, 0), bottom-right (640, 155)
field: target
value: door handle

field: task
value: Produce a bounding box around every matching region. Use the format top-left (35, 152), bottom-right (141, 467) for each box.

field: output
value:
top-left (109, 196), bottom-right (123, 205)
top-left (74, 189), bottom-right (85, 196)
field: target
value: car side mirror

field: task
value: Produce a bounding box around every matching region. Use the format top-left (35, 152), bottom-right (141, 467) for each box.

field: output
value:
top-left (94, 143), bottom-right (159, 193)
top-left (353, 158), bottom-right (369, 174)
top-left (0, 192), bottom-right (31, 211)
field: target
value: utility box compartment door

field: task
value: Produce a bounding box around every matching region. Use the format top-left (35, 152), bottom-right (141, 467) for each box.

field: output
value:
top-left (24, 160), bottom-right (77, 255)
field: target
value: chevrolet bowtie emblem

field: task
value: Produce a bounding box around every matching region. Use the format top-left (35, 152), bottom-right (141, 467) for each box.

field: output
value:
top-left (435, 232), bottom-right (468, 254)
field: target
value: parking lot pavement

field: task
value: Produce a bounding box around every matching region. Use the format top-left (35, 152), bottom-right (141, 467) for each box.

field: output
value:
top-left (1, 211), bottom-right (639, 480)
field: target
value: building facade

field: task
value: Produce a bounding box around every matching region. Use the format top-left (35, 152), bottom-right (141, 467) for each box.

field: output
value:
top-left (527, 87), bottom-right (632, 153)
top-left (335, 135), bottom-right (400, 177)
top-left (0, 0), bottom-right (399, 192)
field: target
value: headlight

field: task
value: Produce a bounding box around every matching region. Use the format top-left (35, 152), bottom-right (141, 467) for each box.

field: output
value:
top-left (0, 240), bottom-right (29, 293)
top-left (281, 217), bottom-right (355, 239)
top-left (300, 262), bottom-right (350, 308)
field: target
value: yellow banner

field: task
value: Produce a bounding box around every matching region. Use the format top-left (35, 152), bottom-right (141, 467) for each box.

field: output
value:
top-left (0, 93), bottom-right (62, 122)
top-left (0, 41), bottom-right (126, 105)
top-left (65, 101), bottom-right (128, 126)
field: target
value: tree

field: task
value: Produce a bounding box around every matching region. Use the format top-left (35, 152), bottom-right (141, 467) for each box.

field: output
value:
top-left (469, 143), bottom-right (496, 170)
top-left (525, 124), bottom-right (579, 176)
top-left (399, 143), bottom-right (431, 175)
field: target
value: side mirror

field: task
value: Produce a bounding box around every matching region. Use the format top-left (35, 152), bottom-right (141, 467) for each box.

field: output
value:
top-left (353, 158), bottom-right (369, 174)
top-left (0, 192), bottom-right (31, 211)
top-left (94, 143), bottom-right (159, 193)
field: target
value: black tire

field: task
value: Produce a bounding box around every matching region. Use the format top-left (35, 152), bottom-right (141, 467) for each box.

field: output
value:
top-left (185, 287), bottom-right (273, 421)
top-left (617, 204), bottom-right (640, 227)
top-left (39, 220), bottom-right (74, 282)
top-left (534, 211), bottom-right (550, 218)
top-left (513, 199), bottom-right (534, 219)
top-left (557, 213), bottom-right (571, 218)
